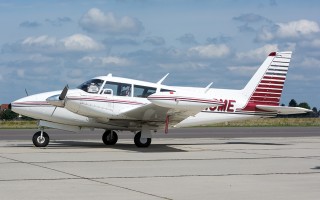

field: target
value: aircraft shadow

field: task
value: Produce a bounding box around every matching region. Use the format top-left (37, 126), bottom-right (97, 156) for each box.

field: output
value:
top-left (8, 140), bottom-right (288, 152)
top-left (50, 140), bottom-right (187, 153)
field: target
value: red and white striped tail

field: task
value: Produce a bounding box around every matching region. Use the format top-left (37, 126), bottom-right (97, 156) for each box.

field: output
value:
top-left (242, 51), bottom-right (292, 109)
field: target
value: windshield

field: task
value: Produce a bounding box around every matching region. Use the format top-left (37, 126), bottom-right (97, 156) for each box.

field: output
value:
top-left (77, 79), bottom-right (104, 94)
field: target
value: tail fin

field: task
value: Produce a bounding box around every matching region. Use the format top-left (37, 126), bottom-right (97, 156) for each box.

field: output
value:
top-left (241, 51), bottom-right (292, 110)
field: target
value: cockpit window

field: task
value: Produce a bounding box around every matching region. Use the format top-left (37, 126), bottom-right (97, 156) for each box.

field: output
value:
top-left (77, 79), bottom-right (104, 94)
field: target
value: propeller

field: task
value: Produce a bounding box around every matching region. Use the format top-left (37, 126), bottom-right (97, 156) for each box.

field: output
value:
top-left (46, 85), bottom-right (69, 116)
top-left (59, 85), bottom-right (69, 100)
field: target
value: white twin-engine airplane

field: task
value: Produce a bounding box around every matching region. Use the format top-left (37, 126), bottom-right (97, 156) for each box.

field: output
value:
top-left (11, 51), bottom-right (310, 148)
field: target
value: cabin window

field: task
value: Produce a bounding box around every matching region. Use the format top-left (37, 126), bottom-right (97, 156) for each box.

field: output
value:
top-left (133, 85), bottom-right (156, 98)
top-left (77, 79), bottom-right (104, 94)
top-left (103, 81), bottom-right (131, 96)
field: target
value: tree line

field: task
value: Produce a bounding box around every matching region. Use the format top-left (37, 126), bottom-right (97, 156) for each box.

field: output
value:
top-left (280, 99), bottom-right (319, 118)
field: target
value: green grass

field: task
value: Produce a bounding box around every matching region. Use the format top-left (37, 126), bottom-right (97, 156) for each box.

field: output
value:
top-left (204, 118), bottom-right (320, 127)
top-left (0, 118), bottom-right (320, 129)
top-left (0, 120), bottom-right (38, 129)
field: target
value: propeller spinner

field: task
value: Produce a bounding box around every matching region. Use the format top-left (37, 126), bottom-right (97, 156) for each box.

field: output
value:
top-left (46, 85), bottom-right (69, 108)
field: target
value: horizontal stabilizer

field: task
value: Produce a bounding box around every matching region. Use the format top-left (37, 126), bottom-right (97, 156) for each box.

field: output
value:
top-left (256, 105), bottom-right (312, 115)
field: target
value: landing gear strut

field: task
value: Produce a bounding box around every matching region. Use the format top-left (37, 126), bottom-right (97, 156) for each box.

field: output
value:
top-left (32, 130), bottom-right (50, 147)
top-left (102, 130), bottom-right (118, 145)
top-left (134, 131), bottom-right (151, 148)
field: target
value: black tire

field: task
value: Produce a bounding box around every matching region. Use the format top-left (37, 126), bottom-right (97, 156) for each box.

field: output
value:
top-left (32, 131), bottom-right (50, 147)
top-left (102, 130), bottom-right (118, 145)
top-left (134, 132), bottom-right (151, 148)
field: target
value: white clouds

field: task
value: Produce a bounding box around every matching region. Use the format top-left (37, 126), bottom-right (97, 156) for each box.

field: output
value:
top-left (79, 56), bottom-right (130, 67)
top-left (158, 62), bottom-right (208, 70)
top-left (257, 20), bottom-right (320, 41)
top-left (237, 44), bottom-right (278, 61)
top-left (277, 20), bottom-right (320, 38)
top-left (227, 66), bottom-right (258, 76)
top-left (79, 8), bottom-right (144, 35)
top-left (19, 34), bottom-right (103, 53)
top-left (301, 38), bottom-right (320, 48)
top-left (62, 34), bottom-right (103, 51)
top-left (144, 36), bottom-right (165, 46)
top-left (101, 56), bottom-right (130, 66)
top-left (300, 57), bottom-right (320, 68)
top-left (27, 54), bottom-right (53, 63)
top-left (188, 44), bottom-right (230, 58)
top-left (22, 35), bottom-right (57, 47)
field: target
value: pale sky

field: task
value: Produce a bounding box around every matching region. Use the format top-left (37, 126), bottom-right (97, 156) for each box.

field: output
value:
top-left (1, 0), bottom-right (319, 108)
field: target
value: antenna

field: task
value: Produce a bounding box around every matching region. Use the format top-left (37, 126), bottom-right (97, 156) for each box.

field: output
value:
top-left (157, 73), bottom-right (169, 85)
top-left (204, 82), bottom-right (213, 93)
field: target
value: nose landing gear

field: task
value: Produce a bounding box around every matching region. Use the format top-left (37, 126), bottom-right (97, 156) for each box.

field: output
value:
top-left (32, 130), bottom-right (50, 147)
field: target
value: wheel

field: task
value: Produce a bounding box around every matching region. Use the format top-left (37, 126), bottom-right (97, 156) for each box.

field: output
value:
top-left (102, 130), bottom-right (118, 145)
top-left (32, 131), bottom-right (49, 147)
top-left (134, 132), bottom-right (151, 148)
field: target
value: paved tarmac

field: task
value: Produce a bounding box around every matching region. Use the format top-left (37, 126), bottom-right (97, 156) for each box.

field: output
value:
top-left (0, 127), bottom-right (320, 200)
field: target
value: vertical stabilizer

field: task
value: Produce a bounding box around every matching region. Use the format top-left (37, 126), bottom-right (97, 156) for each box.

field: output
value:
top-left (241, 51), bottom-right (292, 110)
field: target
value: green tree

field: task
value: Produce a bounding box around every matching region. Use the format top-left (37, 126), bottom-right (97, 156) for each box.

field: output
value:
top-left (288, 99), bottom-right (297, 107)
top-left (0, 110), bottom-right (18, 120)
top-left (312, 107), bottom-right (319, 117)
top-left (298, 102), bottom-right (311, 109)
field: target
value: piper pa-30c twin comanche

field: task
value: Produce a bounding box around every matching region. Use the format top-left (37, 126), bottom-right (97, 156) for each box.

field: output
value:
top-left (11, 51), bottom-right (310, 148)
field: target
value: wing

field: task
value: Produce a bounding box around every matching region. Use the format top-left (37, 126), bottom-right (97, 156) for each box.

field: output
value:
top-left (121, 103), bottom-right (199, 124)
top-left (119, 92), bottom-right (223, 128)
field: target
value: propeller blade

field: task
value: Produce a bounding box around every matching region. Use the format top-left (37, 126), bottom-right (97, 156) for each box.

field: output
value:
top-left (51, 106), bottom-right (57, 116)
top-left (59, 85), bottom-right (69, 100)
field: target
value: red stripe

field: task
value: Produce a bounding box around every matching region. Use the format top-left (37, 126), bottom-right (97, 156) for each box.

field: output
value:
top-left (258, 84), bottom-right (284, 89)
top-left (252, 92), bottom-right (282, 98)
top-left (263, 76), bottom-right (286, 80)
top-left (255, 88), bottom-right (282, 93)
top-left (260, 80), bottom-right (284, 85)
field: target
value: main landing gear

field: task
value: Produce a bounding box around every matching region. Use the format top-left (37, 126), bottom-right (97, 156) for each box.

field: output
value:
top-left (102, 130), bottom-right (118, 145)
top-left (134, 131), bottom-right (151, 148)
top-left (32, 130), bottom-right (50, 147)
top-left (102, 130), bottom-right (152, 148)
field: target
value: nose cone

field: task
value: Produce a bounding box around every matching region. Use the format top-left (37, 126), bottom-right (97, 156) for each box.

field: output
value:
top-left (11, 95), bottom-right (46, 119)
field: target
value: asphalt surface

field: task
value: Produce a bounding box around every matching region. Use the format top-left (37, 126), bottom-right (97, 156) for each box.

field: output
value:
top-left (0, 127), bottom-right (320, 142)
top-left (0, 127), bottom-right (320, 200)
